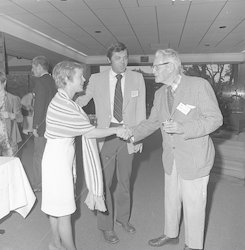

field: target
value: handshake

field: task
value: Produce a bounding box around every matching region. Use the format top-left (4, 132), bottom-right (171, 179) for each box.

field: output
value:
top-left (116, 125), bottom-right (134, 141)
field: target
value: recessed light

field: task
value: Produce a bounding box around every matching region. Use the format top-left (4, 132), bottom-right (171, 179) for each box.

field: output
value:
top-left (95, 31), bottom-right (101, 33)
top-left (219, 26), bottom-right (226, 29)
top-left (205, 44), bottom-right (210, 46)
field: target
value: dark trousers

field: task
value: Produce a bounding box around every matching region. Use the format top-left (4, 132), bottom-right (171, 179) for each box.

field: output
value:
top-left (97, 134), bottom-right (134, 231)
top-left (32, 136), bottom-right (46, 189)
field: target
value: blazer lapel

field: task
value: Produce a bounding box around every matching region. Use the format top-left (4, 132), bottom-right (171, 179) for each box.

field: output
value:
top-left (163, 86), bottom-right (171, 116)
top-left (123, 70), bottom-right (131, 111)
top-left (171, 75), bottom-right (188, 115)
top-left (100, 70), bottom-right (111, 114)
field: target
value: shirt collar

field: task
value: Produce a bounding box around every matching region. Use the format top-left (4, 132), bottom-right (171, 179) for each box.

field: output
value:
top-left (110, 68), bottom-right (125, 78)
top-left (171, 74), bottom-right (181, 93)
top-left (40, 72), bottom-right (49, 77)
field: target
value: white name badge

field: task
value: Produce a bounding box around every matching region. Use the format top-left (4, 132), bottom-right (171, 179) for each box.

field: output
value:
top-left (177, 102), bottom-right (191, 115)
top-left (131, 90), bottom-right (139, 98)
top-left (186, 104), bottom-right (196, 109)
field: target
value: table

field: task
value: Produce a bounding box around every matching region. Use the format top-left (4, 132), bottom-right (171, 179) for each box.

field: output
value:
top-left (0, 157), bottom-right (36, 225)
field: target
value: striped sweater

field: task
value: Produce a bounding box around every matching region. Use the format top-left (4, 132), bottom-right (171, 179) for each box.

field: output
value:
top-left (45, 89), bottom-right (94, 139)
top-left (44, 88), bottom-right (106, 212)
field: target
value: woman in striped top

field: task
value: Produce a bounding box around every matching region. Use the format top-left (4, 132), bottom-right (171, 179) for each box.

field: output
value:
top-left (41, 61), bottom-right (126, 250)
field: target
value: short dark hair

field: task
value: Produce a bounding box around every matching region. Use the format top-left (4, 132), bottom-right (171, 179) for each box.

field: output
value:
top-left (32, 55), bottom-right (49, 71)
top-left (107, 42), bottom-right (128, 60)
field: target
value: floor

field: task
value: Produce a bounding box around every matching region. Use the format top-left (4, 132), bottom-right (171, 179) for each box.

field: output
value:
top-left (0, 130), bottom-right (245, 250)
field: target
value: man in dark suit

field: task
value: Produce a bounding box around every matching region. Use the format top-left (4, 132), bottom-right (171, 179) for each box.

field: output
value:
top-left (31, 55), bottom-right (57, 192)
top-left (124, 49), bottom-right (223, 250)
top-left (76, 42), bottom-right (146, 244)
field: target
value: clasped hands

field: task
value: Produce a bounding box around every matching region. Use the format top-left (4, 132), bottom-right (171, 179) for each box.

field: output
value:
top-left (116, 125), bottom-right (133, 141)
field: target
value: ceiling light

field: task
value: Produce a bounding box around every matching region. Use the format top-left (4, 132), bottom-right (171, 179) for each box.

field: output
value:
top-left (219, 26), bottom-right (226, 29)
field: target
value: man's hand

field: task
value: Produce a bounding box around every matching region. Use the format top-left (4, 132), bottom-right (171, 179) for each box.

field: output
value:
top-left (162, 120), bottom-right (184, 134)
top-left (116, 125), bottom-right (133, 140)
top-left (134, 143), bottom-right (143, 153)
top-left (28, 105), bottom-right (34, 111)
top-left (33, 129), bottom-right (39, 137)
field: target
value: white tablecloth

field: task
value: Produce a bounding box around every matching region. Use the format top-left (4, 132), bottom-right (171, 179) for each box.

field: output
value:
top-left (0, 157), bottom-right (36, 219)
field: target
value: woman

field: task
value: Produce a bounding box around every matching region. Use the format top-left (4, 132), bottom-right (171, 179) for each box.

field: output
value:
top-left (0, 71), bottom-right (23, 156)
top-left (41, 61), bottom-right (126, 250)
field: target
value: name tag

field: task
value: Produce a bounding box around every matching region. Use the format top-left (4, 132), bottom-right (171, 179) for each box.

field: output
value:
top-left (186, 104), bottom-right (196, 109)
top-left (131, 90), bottom-right (139, 98)
top-left (177, 102), bottom-right (191, 115)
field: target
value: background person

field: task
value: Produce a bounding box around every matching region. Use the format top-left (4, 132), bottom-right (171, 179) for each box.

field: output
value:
top-left (41, 61), bottom-right (127, 250)
top-left (0, 71), bottom-right (23, 156)
top-left (21, 91), bottom-right (35, 136)
top-left (127, 49), bottom-right (223, 250)
top-left (76, 42), bottom-right (146, 244)
top-left (31, 55), bottom-right (57, 192)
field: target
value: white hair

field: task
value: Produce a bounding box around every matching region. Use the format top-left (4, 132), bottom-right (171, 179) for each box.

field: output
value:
top-left (155, 49), bottom-right (182, 74)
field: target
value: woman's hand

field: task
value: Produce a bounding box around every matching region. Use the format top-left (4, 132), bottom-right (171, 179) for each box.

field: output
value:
top-left (1, 111), bottom-right (15, 120)
top-left (116, 126), bottom-right (133, 140)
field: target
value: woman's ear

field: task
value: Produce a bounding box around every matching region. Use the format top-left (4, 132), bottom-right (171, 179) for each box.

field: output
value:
top-left (65, 76), bottom-right (70, 85)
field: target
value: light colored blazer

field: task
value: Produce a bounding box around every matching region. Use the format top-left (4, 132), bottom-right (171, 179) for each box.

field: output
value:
top-left (133, 74), bottom-right (223, 180)
top-left (76, 69), bottom-right (146, 154)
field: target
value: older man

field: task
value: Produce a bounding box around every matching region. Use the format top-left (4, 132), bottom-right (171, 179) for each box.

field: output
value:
top-left (128, 49), bottom-right (223, 250)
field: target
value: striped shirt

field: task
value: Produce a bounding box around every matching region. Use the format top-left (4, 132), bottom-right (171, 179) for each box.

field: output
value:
top-left (45, 89), bottom-right (94, 139)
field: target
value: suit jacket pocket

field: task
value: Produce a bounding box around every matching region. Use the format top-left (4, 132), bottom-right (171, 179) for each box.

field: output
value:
top-left (193, 136), bottom-right (215, 169)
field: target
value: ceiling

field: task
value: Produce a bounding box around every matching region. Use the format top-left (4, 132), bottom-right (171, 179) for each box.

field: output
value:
top-left (0, 0), bottom-right (245, 66)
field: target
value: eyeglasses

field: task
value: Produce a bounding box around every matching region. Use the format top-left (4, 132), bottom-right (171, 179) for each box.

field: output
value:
top-left (151, 62), bottom-right (171, 71)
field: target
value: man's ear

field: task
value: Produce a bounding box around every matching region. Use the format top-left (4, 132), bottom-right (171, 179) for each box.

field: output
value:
top-left (168, 63), bottom-right (175, 73)
top-left (107, 57), bottom-right (111, 64)
top-left (37, 64), bottom-right (42, 73)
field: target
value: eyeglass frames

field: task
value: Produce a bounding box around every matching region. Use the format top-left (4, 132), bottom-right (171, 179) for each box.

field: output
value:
top-left (151, 62), bottom-right (171, 71)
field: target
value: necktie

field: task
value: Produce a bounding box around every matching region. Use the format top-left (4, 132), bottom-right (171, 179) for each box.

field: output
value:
top-left (113, 74), bottom-right (123, 122)
top-left (167, 86), bottom-right (174, 113)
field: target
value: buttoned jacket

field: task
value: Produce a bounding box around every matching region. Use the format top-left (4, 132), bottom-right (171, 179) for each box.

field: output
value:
top-left (133, 74), bottom-right (223, 179)
top-left (76, 69), bottom-right (146, 154)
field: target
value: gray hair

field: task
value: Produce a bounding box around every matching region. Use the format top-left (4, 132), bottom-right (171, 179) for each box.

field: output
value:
top-left (52, 61), bottom-right (84, 89)
top-left (31, 55), bottom-right (49, 71)
top-left (155, 49), bottom-right (182, 73)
